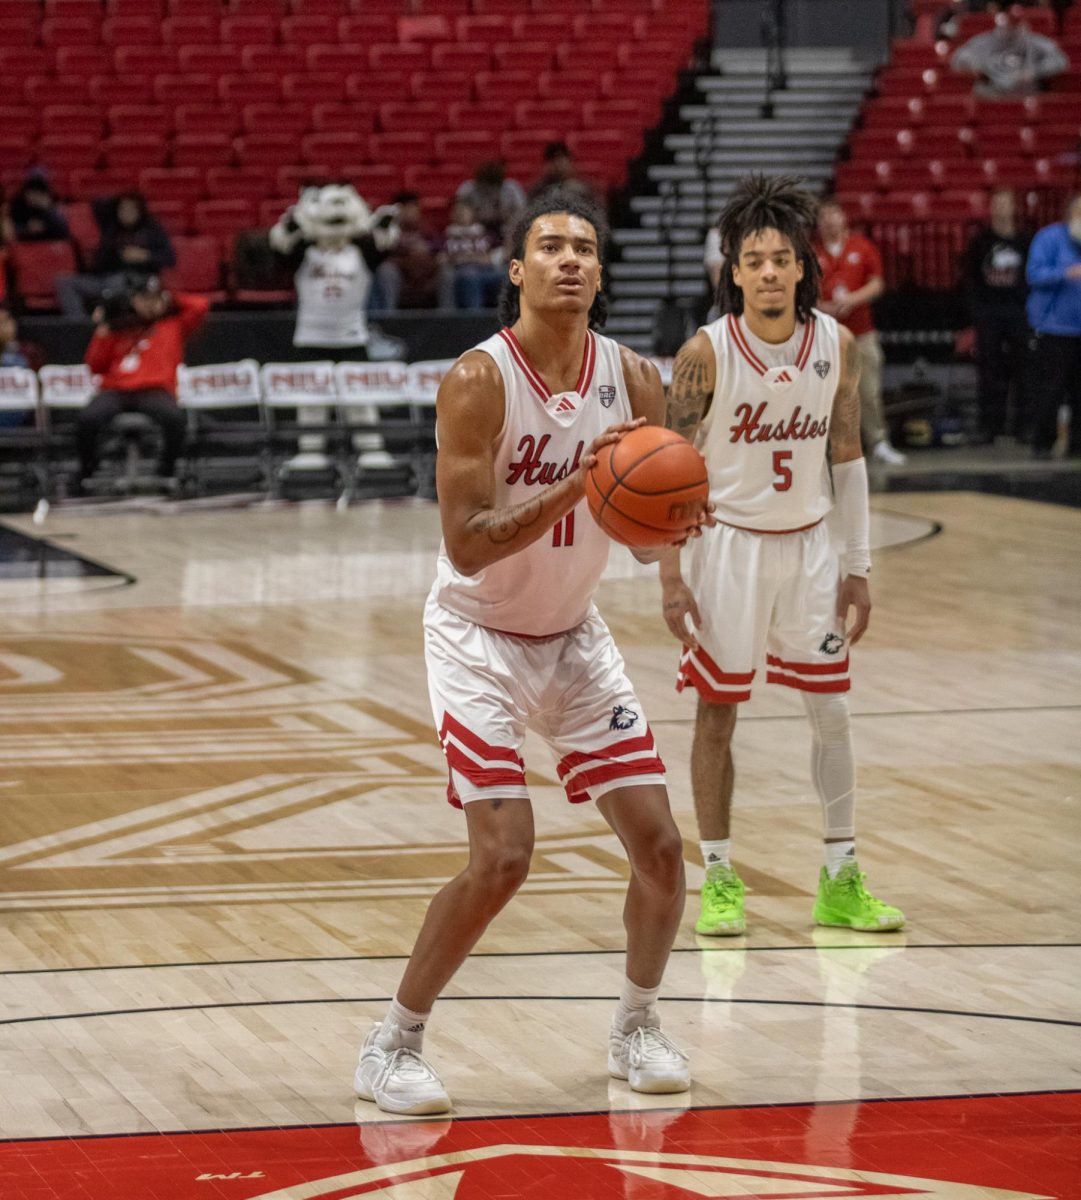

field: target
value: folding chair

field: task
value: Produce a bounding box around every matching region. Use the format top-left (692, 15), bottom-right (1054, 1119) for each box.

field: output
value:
top-left (333, 359), bottom-right (416, 504)
top-left (258, 360), bottom-right (342, 497)
top-left (177, 359), bottom-right (267, 495)
top-left (0, 367), bottom-right (47, 502)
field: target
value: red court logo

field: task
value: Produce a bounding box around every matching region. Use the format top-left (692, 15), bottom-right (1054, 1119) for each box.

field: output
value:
top-left (245, 1144), bottom-right (1052, 1199)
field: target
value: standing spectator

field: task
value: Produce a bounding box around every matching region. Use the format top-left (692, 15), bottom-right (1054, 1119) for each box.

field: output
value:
top-left (439, 199), bottom-right (503, 310)
top-left (815, 198), bottom-right (906, 465)
top-left (1026, 193), bottom-right (1081, 458)
top-left (374, 192), bottom-right (448, 311)
top-left (951, 9), bottom-right (1068, 96)
top-left (962, 187), bottom-right (1031, 442)
top-left (9, 172), bottom-right (70, 243)
top-left (75, 274), bottom-right (208, 492)
top-left (454, 160), bottom-right (526, 248)
top-left (527, 141), bottom-right (597, 206)
top-left (56, 193), bottom-right (176, 319)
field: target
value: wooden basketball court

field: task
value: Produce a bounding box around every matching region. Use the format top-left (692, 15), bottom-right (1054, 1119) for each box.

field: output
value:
top-left (0, 489), bottom-right (1078, 1198)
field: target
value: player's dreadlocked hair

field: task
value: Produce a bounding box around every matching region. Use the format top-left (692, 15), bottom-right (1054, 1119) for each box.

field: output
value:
top-left (716, 173), bottom-right (821, 325)
top-left (497, 189), bottom-right (610, 329)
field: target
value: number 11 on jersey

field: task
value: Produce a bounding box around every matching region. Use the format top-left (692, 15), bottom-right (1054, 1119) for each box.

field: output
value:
top-left (552, 511), bottom-right (575, 547)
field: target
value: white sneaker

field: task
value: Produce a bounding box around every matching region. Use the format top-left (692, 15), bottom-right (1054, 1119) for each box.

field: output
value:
top-left (354, 1025), bottom-right (451, 1115)
top-left (871, 440), bottom-right (906, 466)
top-left (608, 1021), bottom-right (690, 1094)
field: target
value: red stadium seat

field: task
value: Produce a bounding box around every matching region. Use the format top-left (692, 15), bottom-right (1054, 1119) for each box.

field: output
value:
top-left (38, 134), bottom-right (100, 171)
top-left (302, 132), bottom-right (371, 169)
top-left (221, 16), bottom-right (276, 46)
top-left (88, 78), bottom-right (148, 107)
top-left (430, 41), bottom-right (492, 74)
top-left (114, 46), bottom-right (178, 78)
top-left (228, 0), bottom-right (285, 14)
top-left (40, 106), bottom-right (104, 141)
top-left (172, 133), bottom-right (235, 170)
top-left (446, 102), bottom-right (508, 134)
top-left (403, 163), bottom-right (468, 198)
top-left (281, 14), bottom-right (337, 44)
top-left (349, 164), bottom-right (402, 205)
top-left (111, 0), bottom-right (164, 14)
top-left (0, 47), bottom-right (49, 80)
top-left (154, 74), bottom-right (215, 105)
top-left (258, 197), bottom-right (294, 229)
top-left (52, 46), bottom-right (112, 78)
top-left (64, 201), bottom-right (100, 263)
top-left (204, 167), bottom-right (272, 203)
top-left (367, 131), bottom-right (432, 167)
top-left (242, 104), bottom-right (311, 137)
top-left (27, 76), bottom-right (92, 106)
top-left (338, 15), bottom-right (397, 44)
top-left (306, 45), bottom-right (367, 76)
top-left (500, 129), bottom-right (561, 162)
top-left (281, 73), bottom-right (343, 104)
top-left (162, 15), bottom-right (218, 44)
top-left (473, 71), bottom-right (535, 104)
top-left (241, 45), bottom-right (306, 74)
top-left (543, 72), bottom-right (604, 102)
top-left (276, 164), bottom-right (332, 196)
top-left (583, 98), bottom-right (658, 127)
top-left (68, 166), bottom-right (138, 200)
top-left (409, 71), bottom-right (473, 103)
top-left (41, 15), bottom-right (101, 45)
top-left (235, 132), bottom-right (299, 170)
top-left (511, 13), bottom-right (567, 41)
top-left (492, 42), bottom-right (554, 73)
top-left (177, 45), bottom-right (243, 76)
top-left (378, 102), bottom-right (445, 135)
top-left (435, 130), bottom-right (498, 163)
top-left (107, 106), bottom-right (170, 137)
top-left (454, 15), bottom-right (508, 42)
top-left (164, 234), bottom-right (226, 301)
top-left (515, 99), bottom-right (581, 131)
top-left (149, 199), bottom-right (192, 237)
top-left (10, 241), bottom-right (78, 312)
top-left (368, 44), bottom-right (428, 73)
top-left (310, 103), bottom-right (377, 135)
top-left (102, 135), bottom-right (167, 171)
top-left (137, 167), bottom-right (203, 206)
top-left (568, 128), bottom-right (635, 166)
top-left (175, 104), bottom-right (242, 137)
top-left (0, 106), bottom-right (38, 141)
top-left (101, 15), bottom-right (159, 44)
top-left (219, 73), bottom-right (284, 105)
top-left (194, 199), bottom-right (257, 240)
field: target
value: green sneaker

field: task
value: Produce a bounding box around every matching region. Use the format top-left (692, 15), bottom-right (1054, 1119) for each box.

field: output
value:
top-left (813, 862), bottom-right (905, 931)
top-left (695, 864), bottom-right (746, 936)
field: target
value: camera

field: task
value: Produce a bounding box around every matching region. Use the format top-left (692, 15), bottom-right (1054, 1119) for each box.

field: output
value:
top-left (98, 272), bottom-right (164, 330)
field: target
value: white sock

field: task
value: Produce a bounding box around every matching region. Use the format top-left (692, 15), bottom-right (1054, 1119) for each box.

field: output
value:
top-left (613, 976), bottom-right (661, 1033)
top-left (377, 996), bottom-right (431, 1052)
top-left (825, 840), bottom-right (856, 878)
top-left (700, 839), bottom-right (731, 870)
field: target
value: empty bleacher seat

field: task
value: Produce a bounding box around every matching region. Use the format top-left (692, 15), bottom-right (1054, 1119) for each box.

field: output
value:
top-left (10, 242), bottom-right (78, 312)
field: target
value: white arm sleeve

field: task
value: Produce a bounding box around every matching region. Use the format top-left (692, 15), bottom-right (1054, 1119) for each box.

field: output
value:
top-left (832, 457), bottom-right (871, 578)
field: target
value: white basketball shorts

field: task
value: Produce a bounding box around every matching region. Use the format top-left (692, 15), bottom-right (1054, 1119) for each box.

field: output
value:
top-left (424, 595), bottom-right (665, 807)
top-left (676, 520), bottom-right (850, 703)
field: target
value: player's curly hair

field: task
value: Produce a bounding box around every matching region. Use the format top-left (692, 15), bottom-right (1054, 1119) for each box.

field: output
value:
top-left (497, 189), bottom-right (609, 329)
top-left (716, 173), bottom-right (821, 324)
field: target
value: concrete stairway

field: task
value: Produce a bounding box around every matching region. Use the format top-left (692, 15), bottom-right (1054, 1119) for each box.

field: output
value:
top-left (606, 47), bottom-right (874, 352)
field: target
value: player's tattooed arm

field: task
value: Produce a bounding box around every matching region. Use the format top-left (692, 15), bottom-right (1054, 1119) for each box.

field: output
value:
top-left (829, 325), bottom-right (863, 465)
top-left (665, 330), bottom-right (716, 440)
top-left (472, 495), bottom-right (545, 544)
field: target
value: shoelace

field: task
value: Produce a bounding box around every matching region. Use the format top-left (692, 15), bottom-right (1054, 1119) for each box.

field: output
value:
top-left (624, 1025), bottom-right (688, 1069)
top-left (376, 1047), bottom-right (440, 1091)
top-left (704, 872), bottom-right (741, 904)
top-left (833, 867), bottom-right (890, 910)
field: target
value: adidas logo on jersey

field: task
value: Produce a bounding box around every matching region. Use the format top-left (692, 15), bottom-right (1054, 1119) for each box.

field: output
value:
top-left (552, 396), bottom-right (577, 414)
top-left (764, 366), bottom-right (797, 391)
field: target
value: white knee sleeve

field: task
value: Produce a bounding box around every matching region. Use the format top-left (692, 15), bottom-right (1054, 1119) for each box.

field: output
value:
top-left (802, 691), bottom-right (856, 840)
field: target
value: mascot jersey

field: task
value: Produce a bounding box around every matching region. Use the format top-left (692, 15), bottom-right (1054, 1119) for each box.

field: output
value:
top-left (293, 243), bottom-right (371, 349)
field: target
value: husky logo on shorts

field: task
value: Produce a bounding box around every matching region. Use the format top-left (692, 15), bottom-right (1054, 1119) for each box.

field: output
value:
top-left (599, 384), bottom-right (617, 408)
top-left (609, 705), bottom-right (639, 730)
top-left (819, 632), bottom-right (845, 655)
top-left (814, 359), bottom-right (831, 379)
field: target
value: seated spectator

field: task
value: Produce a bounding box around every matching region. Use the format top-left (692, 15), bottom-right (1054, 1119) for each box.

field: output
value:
top-left (439, 199), bottom-right (504, 310)
top-left (455, 160), bottom-right (526, 248)
top-left (950, 8), bottom-right (1068, 96)
top-left (0, 304), bottom-right (45, 428)
top-left (373, 192), bottom-right (448, 311)
top-left (703, 222), bottom-right (725, 322)
top-left (75, 273), bottom-right (208, 493)
top-left (9, 172), bottom-right (70, 243)
top-left (56, 192), bottom-right (176, 320)
top-left (527, 141), bottom-right (598, 206)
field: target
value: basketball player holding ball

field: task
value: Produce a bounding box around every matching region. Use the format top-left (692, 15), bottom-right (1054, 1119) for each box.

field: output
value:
top-left (662, 175), bottom-right (905, 938)
top-left (355, 191), bottom-right (706, 1116)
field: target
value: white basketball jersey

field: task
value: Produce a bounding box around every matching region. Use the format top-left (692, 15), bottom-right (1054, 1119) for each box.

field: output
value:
top-left (698, 309), bottom-right (840, 531)
top-left (433, 327), bottom-right (632, 637)
top-left (293, 243), bottom-right (371, 348)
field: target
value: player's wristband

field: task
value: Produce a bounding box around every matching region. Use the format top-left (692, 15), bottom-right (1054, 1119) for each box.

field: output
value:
top-left (833, 457), bottom-right (871, 578)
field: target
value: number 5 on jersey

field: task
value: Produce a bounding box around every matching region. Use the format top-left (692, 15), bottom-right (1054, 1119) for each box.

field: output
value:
top-left (772, 450), bottom-right (793, 492)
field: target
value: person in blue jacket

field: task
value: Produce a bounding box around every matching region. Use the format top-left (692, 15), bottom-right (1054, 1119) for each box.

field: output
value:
top-left (1026, 194), bottom-right (1081, 458)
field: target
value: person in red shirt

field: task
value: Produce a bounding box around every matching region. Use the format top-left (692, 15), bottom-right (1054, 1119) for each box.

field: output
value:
top-left (815, 200), bottom-right (906, 465)
top-left (76, 274), bottom-right (209, 491)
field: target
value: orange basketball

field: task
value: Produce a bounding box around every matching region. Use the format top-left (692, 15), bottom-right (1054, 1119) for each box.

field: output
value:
top-left (585, 425), bottom-right (709, 548)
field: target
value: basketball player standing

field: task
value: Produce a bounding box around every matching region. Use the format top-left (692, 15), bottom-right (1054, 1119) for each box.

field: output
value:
top-left (355, 191), bottom-right (702, 1115)
top-left (661, 175), bottom-right (905, 937)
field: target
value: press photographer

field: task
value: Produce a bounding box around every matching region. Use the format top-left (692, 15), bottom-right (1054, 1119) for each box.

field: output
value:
top-left (75, 273), bottom-right (209, 494)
